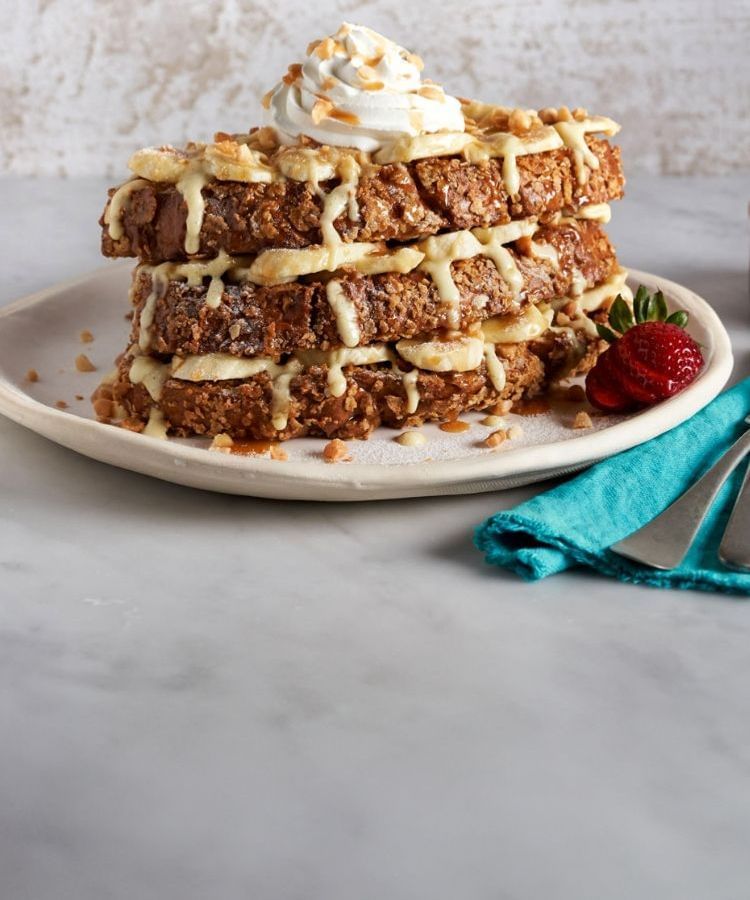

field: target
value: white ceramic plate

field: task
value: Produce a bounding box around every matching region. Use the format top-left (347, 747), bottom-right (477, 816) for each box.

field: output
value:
top-left (0, 267), bottom-right (732, 501)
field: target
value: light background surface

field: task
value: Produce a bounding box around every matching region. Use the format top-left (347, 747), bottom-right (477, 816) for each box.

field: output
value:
top-left (3, 0), bottom-right (749, 177)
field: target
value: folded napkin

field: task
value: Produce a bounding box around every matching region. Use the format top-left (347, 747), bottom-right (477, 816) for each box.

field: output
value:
top-left (475, 378), bottom-right (750, 595)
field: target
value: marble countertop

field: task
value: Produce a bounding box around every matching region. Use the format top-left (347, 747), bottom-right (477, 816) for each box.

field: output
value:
top-left (2, 175), bottom-right (750, 900)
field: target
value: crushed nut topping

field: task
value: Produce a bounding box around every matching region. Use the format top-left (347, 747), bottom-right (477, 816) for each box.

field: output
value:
top-left (282, 63), bottom-right (303, 86)
top-left (75, 354), bottom-right (96, 372)
top-left (483, 429), bottom-right (507, 449)
top-left (210, 433), bottom-right (234, 452)
top-left (508, 108), bottom-right (532, 135)
top-left (311, 98), bottom-right (334, 124)
top-left (323, 438), bottom-right (351, 463)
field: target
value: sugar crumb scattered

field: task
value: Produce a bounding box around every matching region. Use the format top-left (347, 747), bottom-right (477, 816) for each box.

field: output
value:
top-left (26, 368), bottom-right (39, 383)
top-left (270, 444), bottom-right (288, 461)
top-left (507, 424), bottom-right (524, 440)
top-left (573, 411), bottom-right (593, 429)
top-left (79, 329), bottom-right (94, 343)
top-left (55, 399), bottom-right (68, 409)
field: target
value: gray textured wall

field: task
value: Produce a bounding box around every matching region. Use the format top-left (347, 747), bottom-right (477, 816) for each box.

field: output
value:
top-left (4, 0), bottom-right (749, 177)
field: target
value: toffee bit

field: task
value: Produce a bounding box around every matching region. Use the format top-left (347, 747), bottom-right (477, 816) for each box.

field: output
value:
top-left (572, 411), bottom-right (593, 429)
top-left (483, 430), bottom-right (507, 449)
top-left (55, 400), bottom-right (68, 409)
top-left (26, 368), bottom-right (39, 383)
top-left (323, 438), bottom-right (351, 463)
top-left (210, 433), bottom-right (234, 453)
top-left (75, 354), bottom-right (97, 372)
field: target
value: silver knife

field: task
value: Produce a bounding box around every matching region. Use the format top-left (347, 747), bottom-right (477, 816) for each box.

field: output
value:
top-left (611, 415), bottom-right (750, 570)
top-left (719, 462), bottom-right (750, 570)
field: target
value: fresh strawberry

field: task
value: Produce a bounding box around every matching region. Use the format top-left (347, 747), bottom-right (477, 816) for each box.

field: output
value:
top-left (585, 347), bottom-right (636, 412)
top-left (585, 286), bottom-right (704, 413)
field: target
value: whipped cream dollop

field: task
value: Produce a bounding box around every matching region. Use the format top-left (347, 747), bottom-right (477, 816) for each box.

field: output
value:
top-left (265, 23), bottom-right (465, 151)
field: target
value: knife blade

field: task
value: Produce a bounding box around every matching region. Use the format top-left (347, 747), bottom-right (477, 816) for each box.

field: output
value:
top-left (718, 461), bottom-right (750, 570)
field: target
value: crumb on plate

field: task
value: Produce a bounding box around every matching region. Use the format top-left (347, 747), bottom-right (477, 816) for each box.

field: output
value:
top-left (483, 429), bottom-right (507, 449)
top-left (75, 353), bottom-right (96, 372)
top-left (323, 438), bottom-right (351, 463)
top-left (210, 433), bottom-right (234, 453)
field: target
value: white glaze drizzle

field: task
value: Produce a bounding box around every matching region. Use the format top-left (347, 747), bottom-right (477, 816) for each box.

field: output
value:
top-left (483, 343), bottom-right (507, 393)
top-left (326, 279), bottom-right (361, 348)
top-left (569, 267), bottom-right (587, 298)
top-left (575, 202), bottom-right (611, 224)
top-left (401, 369), bottom-right (420, 414)
top-left (395, 430), bottom-right (426, 447)
top-left (129, 356), bottom-right (170, 401)
top-left (143, 407), bottom-right (168, 440)
top-left (575, 267), bottom-right (631, 312)
top-left (104, 178), bottom-right (149, 241)
top-left (176, 170), bottom-right (209, 255)
top-left (528, 240), bottom-right (560, 269)
top-left (418, 218), bottom-right (537, 326)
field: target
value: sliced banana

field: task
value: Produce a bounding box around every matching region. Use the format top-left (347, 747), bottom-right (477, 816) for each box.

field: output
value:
top-left (481, 304), bottom-right (552, 344)
top-left (395, 334), bottom-right (484, 372)
top-left (129, 142), bottom-right (276, 185)
top-left (204, 142), bottom-right (276, 183)
top-left (128, 146), bottom-right (193, 182)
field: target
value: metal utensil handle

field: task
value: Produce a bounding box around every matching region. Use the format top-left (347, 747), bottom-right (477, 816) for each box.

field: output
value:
top-left (719, 462), bottom-right (750, 570)
top-left (611, 429), bottom-right (750, 570)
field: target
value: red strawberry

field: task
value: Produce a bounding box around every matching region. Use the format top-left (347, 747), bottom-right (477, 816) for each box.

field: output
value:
top-left (585, 286), bottom-right (704, 413)
top-left (585, 347), bottom-right (636, 412)
top-left (613, 321), bottom-right (704, 403)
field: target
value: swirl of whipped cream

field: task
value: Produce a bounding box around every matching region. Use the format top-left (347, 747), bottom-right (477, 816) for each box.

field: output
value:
top-left (266, 23), bottom-right (465, 151)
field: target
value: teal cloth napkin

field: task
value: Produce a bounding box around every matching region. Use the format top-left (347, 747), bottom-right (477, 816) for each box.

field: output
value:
top-left (475, 378), bottom-right (750, 595)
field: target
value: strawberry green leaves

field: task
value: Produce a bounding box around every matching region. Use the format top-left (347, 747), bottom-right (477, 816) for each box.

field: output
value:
top-left (596, 285), bottom-right (690, 344)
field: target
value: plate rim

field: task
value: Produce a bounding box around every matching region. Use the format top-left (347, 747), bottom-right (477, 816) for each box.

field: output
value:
top-left (0, 266), bottom-right (734, 500)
